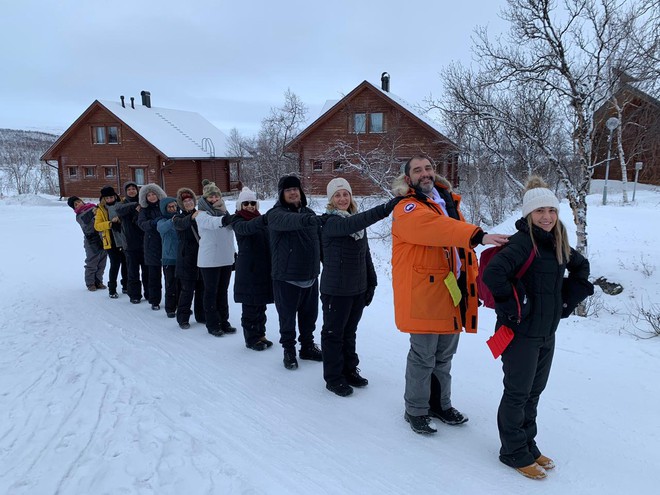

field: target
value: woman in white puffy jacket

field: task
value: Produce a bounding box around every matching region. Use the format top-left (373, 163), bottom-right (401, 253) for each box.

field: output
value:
top-left (191, 180), bottom-right (236, 337)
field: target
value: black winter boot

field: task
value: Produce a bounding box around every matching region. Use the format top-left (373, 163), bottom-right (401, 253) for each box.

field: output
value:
top-left (345, 369), bottom-right (368, 387)
top-left (283, 349), bottom-right (298, 370)
top-left (299, 343), bottom-right (323, 361)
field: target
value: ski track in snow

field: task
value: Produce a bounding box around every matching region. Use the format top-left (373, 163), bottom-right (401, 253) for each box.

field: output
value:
top-left (1, 194), bottom-right (659, 494)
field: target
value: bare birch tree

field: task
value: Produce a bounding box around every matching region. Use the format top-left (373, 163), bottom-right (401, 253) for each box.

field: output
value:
top-left (431, 0), bottom-right (659, 256)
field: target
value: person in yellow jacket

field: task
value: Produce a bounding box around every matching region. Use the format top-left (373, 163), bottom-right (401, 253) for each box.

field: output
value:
top-left (94, 185), bottom-right (127, 298)
top-left (392, 155), bottom-right (508, 434)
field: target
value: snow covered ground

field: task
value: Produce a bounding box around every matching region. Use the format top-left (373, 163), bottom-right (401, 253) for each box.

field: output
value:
top-left (1, 184), bottom-right (659, 494)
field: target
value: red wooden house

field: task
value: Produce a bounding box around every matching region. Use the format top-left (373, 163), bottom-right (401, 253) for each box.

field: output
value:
top-left (41, 91), bottom-right (245, 199)
top-left (285, 74), bottom-right (458, 196)
top-left (592, 78), bottom-right (660, 185)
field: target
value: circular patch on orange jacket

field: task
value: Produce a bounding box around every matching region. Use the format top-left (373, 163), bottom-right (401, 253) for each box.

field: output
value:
top-left (403, 203), bottom-right (416, 213)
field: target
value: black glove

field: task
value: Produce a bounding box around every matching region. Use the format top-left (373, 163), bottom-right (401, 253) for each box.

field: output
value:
top-left (382, 196), bottom-right (404, 216)
top-left (561, 277), bottom-right (594, 318)
top-left (221, 213), bottom-right (234, 227)
top-left (304, 213), bottom-right (322, 226)
top-left (364, 286), bottom-right (376, 306)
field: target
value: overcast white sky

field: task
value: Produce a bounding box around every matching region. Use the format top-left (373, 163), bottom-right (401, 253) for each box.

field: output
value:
top-left (0, 0), bottom-right (508, 136)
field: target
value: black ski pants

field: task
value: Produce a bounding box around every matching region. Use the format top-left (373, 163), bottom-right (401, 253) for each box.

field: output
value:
top-left (320, 293), bottom-right (365, 386)
top-left (273, 279), bottom-right (318, 350)
top-left (498, 333), bottom-right (555, 468)
top-left (177, 275), bottom-right (205, 325)
top-left (125, 249), bottom-right (148, 301)
top-left (106, 246), bottom-right (127, 295)
top-left (242, 304), bottom-right (267, 346)
top-left (200, 265), bottom-right (232, 332)
top-left (163, 265), bottom-right (180, 314)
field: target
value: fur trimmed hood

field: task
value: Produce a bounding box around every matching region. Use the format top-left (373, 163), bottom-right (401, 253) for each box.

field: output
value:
top-left (391, 173), bottom-right (453, 197)
top-left (138, 183), bottom-right (167, 208)
top-left (176, 187), bottom-right (197, 210)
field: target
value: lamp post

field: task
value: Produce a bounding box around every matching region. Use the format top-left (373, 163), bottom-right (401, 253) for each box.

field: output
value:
top-left (602, 116), bottom-right (620, 205)
top-left (632, 161), bottom-right (643, 202)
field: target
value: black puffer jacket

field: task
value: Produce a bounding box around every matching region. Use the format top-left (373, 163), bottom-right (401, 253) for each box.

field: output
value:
top-left (267, 199), bottom-right (321, 282)
top-left (482, 218), bottom-right (590, 337)
top-left (137, 184), bottom-right (166, 266)
top-left (115, 196), bottom-right (143, 251)
top-left (232, 214), bottom-right (274, 305)
top-left (172, 211), bottom-right (200, 280)
top-left (320, 205), bottom-right (386, 296)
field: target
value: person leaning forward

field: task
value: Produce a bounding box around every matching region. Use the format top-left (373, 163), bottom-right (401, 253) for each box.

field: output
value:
top-left (391, 154), bottom-right (508, 435)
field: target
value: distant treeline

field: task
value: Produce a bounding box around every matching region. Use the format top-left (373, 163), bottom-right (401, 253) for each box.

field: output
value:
top-left (0, 128), bottom-right (59, 196)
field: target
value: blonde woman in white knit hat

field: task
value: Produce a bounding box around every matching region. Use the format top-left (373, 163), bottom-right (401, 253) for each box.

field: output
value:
top-left (230, 187), bottom-right (274, 351)
top-left (320, 178), bottom-right (402, 397)
top-left (482, 176), bottom-right (593, 480)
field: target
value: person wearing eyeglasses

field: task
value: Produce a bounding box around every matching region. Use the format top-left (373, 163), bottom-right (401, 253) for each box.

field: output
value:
top-left (267, 175), bottom-right (324, 370)
top-left (230, 187), bottom-right (274, 351)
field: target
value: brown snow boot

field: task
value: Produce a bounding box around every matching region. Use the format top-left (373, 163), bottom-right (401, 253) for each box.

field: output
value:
top-left (535, 454), bottom-right (555, 470)
top-left (515, 462), bottom-right (547, 480)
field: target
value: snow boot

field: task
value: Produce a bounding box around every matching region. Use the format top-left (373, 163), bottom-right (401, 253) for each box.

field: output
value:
top-left (220, 322), bottom-right (237, 334)
top-left (404, 412), bottom-right (437, 434)
top-left (345, 369), bottom-right (368, 388)
top-left (299, 343), bottom-right (323, 361)
top-left (283, 349), bottom-right (298, 369)
top-left (326, 382), bottom-right (353, 397)
top-left (246, 341), bottom-right (268, 351)
top-left (514, 463), bottom-right (547, 480)
top-left (535, 455), bottom-right (555, 470)
top-left (429, 406), bottom-right (468, 425)
top-left (179, 322), bottom-right (191, 330)
top-left (87, 285), bottom-right (97, 292)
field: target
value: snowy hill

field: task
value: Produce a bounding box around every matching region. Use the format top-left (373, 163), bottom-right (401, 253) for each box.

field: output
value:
top-left (0, 187), bottom-right (658, 494)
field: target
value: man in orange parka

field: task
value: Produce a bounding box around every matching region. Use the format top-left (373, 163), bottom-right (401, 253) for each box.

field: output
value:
top-left (392, 155), bottom-right (508, 435)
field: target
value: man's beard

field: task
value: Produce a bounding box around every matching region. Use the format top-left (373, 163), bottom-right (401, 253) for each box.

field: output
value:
top-left (414, 179), bottom-right (434, 194)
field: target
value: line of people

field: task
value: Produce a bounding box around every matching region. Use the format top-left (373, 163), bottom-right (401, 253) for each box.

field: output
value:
top-left (68, 156), bottom-right (592, 481)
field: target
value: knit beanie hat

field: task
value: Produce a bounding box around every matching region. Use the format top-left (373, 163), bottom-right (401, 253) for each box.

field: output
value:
top-left (202, 179), bottom-right (221, 198)
top-left (100, 185), bottom-right (118, 198)
top-left (238, 187), bottom-right (257, 202)
top-left (67, 196), bottom-right (81, 209)
top-left (326, 178), bottom-right (352, 202)
top-left (521, 177), bottom-right (560, 217)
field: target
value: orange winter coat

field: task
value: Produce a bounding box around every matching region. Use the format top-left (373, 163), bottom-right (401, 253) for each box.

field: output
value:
top-left (391, 176), bottom-right (481, 334)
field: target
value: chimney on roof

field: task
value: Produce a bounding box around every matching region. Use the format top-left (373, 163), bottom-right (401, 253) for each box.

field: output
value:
top-left (141, 90), bottom-right (151, 108)
top-left (381, 72), bottom-right (390, 92)
top-left (130, 97), bottom-right (135, 109)
top-left (120, 95), bottom-right (125, 108)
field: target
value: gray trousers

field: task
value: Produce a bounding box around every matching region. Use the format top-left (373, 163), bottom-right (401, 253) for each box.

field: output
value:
top-left (404, 333), bottom-right (460, 416)
top-left (83, 239), bottom-right (107, 286)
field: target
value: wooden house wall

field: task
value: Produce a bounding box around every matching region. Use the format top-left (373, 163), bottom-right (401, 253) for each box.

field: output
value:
top-left (592, 91), bottom-right (660, 185)
top-left (291, 88), bottom-right (458, 196)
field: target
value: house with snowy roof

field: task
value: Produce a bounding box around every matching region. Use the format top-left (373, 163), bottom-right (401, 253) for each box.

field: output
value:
top-left (41, 91), bottom-right (245, 199)
top-left (285, 73), bottom-right (458, 196)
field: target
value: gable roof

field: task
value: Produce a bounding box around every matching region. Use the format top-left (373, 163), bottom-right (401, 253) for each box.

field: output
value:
top-left (286, 80), bottom-right (455, 150)
top-left (42, 99), bottom-right (243, 161)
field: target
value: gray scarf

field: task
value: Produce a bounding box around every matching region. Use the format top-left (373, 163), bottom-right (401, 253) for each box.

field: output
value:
top-left (197, 197), bottom-right (227, 217)
top-left (326, 208), bottom-right (364, 240)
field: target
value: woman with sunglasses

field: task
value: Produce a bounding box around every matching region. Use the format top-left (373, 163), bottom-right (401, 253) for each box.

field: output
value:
top-left (230, 187), bottom-right (274, 351)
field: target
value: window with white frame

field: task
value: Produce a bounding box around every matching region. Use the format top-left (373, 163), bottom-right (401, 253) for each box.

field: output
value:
top-left (93, 127), bottom-right (106, 144)
top-left (83, 166), bottom-right (96, 178)
top-left (370, 112), bottom-right (384, 133)
top-left (68, 167), bottom-right (78, 178)
top-left (104, 167), bottom-right (116, 179)
top-left (107, 126), bottom-right (119, 144)
top-left (353, 113), bottom-right (366, 134)
top-left (133, 168), bottom-right (146, 185)
top-left (311, 159), bottom-right (323, 172)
